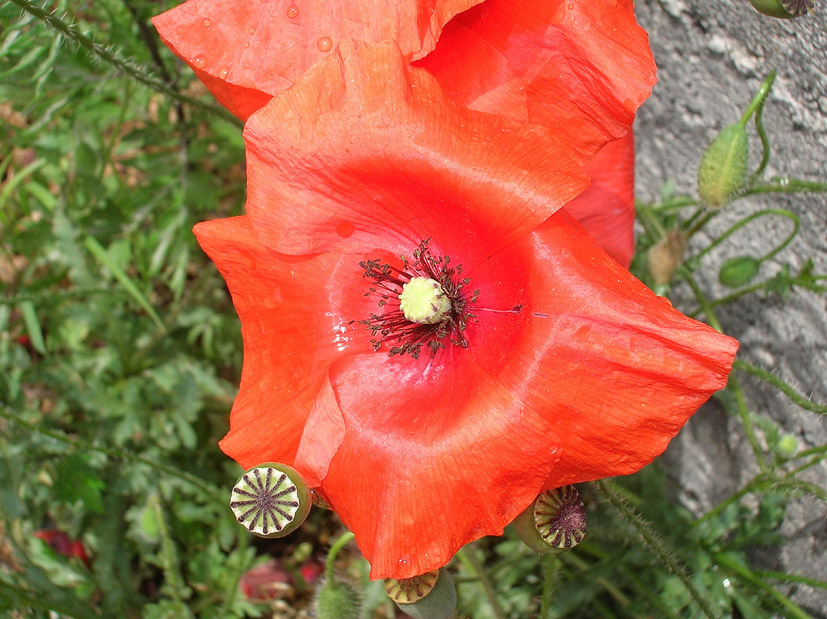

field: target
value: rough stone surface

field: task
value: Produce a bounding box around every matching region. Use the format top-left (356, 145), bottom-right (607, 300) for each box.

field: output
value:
top-left (633, 1), bottom-right (827, 614)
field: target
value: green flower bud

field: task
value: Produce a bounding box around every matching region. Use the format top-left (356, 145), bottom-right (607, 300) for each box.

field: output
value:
top-left (698, 124), bottom-right (749, 208)
top-left (719, 256), bottom-right (761, 288)
top-left (776, 434), bottom-right (799, 458)
top-left (748, 0), bottom-right (814, 18)
top-left (315, 578), bottom-right (361, 619)
top-left (385, 569), bottom-right (457, 619)
top-left (230, 463), bottom-right (311, 538)
top-left (513, 486), bottom-right (586, 554)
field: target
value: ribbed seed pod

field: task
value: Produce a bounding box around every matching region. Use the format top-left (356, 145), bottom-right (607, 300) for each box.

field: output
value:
top-left (229, 463), bottom-right (311, 539)
top-left (513, 485), bottom-right (587, 554)
top-left (385, 569), bottom-right (457, 619)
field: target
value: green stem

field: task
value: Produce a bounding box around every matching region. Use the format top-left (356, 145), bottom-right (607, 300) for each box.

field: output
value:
top-left (456, 546), bottom-right (507, 619)
top-left (597, 480), bottom-right (719, 619)
top-left (152, 494), bottom-right (189, 604)
top-left (561, 552), bottom-right (631, 608)
top-left (540, 554), bottom-right (559, 619)
top-left (751, 86), bottom-right (772, 179)
top-left (680, 269), bottom-right (723, 332)
top-left (693, 476), bottom-right (761, 528)
top-left (734, 359), bottom-right (827, 415)
top-left (744, 178), bottom-right (827, 195)
top-left (634, 202), bottom-right (667, 239)
top-left (628, 572), bottom-right (681, 619)
top-left (691, 281), bottom-right (770, 315)
top-left (731, 374), bottom-right (772, 472)
top-left (5, 0), bottom-right (240, 126)
top-left (691, 208), bottom-right (799, 264)
top-left (755, 569), bottom-right (827, 591)
top-left (0, 404), bottom-right (218, 496)
top-left (715, 553), bottom-right (810, 619)
top-left (685, 211), bottom-right (717, 238)
top-left (739, 71), bottom-right (776, 127)
top-left (325, 531), bottom-right (355, 580)
top-left (680, 270), bottom-right (772, 473)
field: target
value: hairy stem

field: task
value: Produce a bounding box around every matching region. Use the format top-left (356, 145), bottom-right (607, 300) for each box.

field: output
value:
top-left (597, 479), bottom-right (720, 619)
top-left (6, 0), bottom-right (239, 126)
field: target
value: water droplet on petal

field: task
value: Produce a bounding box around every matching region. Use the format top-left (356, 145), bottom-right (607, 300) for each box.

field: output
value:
top-left (218, 67), bottom-right (229, 79)
top-left (286, 5), bottom-right (299, 18)
top-left (248, 27), bottom-right (256, 34)
top-left (317, 36), bottom-right (333, 52)
top-left (335, 222), bottom-right (354, 238)
top-left (191, 55), bottom-right (206, 69)
top-left (243, 42), bottom-right (250, 48)
top-left (202, 18), bottom-right (212, 27)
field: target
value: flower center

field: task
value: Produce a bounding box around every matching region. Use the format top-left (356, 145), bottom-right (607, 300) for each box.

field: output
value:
top-left (359, 240), bottom-right (478, 358)
top-left (399, 277), bottom-right (452, 324)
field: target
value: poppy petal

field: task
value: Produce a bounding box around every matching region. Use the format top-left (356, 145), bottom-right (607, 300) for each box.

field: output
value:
top-left (470, 210), bottom-right (738, 488)
top-left (243, 39), bottom-right (588, 257)
top-left (193, 216), bottom-right (372, 469)
top-left (310, 350), bottom-right (561, 579)
top-left (417, 0), bottom-right (656, 161)
top-left (564, 132), bottom-right (637, 268)
top-left (152, 0), bottom-right (483, 120)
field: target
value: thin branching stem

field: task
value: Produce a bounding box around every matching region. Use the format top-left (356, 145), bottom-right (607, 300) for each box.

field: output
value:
top-left (5, 0), bottom-right (240, 126)
top-left (540, 555), bottom-right (559, 619)
top-left (681, 270), bottom-right (771, 472)
top-left (734, 359), bottom-right (827, 415)
top-left (715, 552), bottom-right (810, 619)
top-left (325, 530), bottom-right (355, 580)
top-left (690, 208), bottom-right (799, 264)
top-left (0, 405), bottom-right (218, 496)
top-left (456, 546), bottom-right (507, 619)
top-left (597, 479), bottom-right (720, 619)
top-left (745, 178), bottom-right (827, 195)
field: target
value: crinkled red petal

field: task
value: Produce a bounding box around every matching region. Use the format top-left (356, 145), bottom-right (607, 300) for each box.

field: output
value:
top-left (152, 0), bottom-right (483, 120)
top-left (316, 351), bottom-right (561, 579)
top-left (564, 132), bottom-right (637, 268)
top-left (243, 40), bottom-right (587, 257)
top-left (193, 216), bottom-right (372, 470)
top-left (470, 209), bottom-right (738, 488)
top-left (417, 0), bottom-right (656, 161)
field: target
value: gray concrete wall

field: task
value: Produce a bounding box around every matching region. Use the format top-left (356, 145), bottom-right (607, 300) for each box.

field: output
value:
top-left (633, 1), bottom-right (826, 612)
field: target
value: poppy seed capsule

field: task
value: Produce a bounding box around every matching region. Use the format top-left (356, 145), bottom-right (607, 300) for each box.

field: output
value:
top-left (399, 276), bottom-right (452, 324)
top-left (230, 463), bottom-right (311, 538)
top-left (385, 569), bottom-right (457, 619)
top-left (697, 123), bottom-right (749, 209)
top-left (513, 486), bottom-right (586, 554)
top-left (748, 0), bottom-right (814, 17)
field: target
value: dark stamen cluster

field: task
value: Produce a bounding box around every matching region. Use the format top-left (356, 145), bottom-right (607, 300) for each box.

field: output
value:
top-left (359, 239), bottom-right (478, 358)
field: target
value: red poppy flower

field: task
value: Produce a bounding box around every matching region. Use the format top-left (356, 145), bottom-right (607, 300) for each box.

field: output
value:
top-left (152, 0), bottom-right (484, 121)
top-left (155, 0), bottom-right (653, 263)
top-left (193, 42), bottom-right (738, 579)
top-left (564, 132), bottom-right (637, 268)
top-left (152, 0), bottom-right (654, 138)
